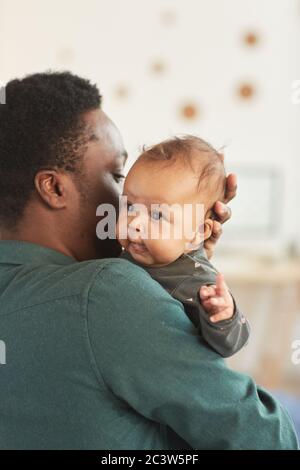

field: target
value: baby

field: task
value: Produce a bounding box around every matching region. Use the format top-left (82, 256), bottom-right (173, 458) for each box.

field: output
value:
top-left (116, 136), bottom-right (250, 357)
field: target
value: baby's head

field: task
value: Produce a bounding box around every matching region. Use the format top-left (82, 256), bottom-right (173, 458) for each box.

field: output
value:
top-left (117, 135), bottom-right (226, 266)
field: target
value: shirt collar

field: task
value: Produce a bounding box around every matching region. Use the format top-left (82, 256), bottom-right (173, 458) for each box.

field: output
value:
top-left (0, 240), bottom-right (77, 266)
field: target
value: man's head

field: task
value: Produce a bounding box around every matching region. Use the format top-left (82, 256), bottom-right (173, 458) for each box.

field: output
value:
top-left (117, 136), bottom-right (226, 266)
top-left (0, 71), bottom-right (127, 260)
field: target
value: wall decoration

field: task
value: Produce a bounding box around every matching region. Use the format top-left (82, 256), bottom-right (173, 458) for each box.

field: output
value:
top-left (150, 59), bottom-right (167, 75)
top-left (180, 103), bottom-right (200, 120)
top-left (160, 9), bottom-right (177, 26)
top-left (114, 85), bottom-right (130, 100)
top-left (237, 83), bottom-right (256, 100)
top-left (243, 31), bottom-right (260, 47)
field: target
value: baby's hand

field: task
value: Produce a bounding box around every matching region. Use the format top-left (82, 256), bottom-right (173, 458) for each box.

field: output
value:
top-left (199, 273), bottom-right (234, 323)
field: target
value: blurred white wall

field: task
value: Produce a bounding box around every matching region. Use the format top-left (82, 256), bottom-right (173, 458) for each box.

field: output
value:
top-left (1, 0), bottom-right (300, 254)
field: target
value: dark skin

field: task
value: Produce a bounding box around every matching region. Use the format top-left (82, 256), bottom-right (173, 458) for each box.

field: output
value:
top-left (0, 109), bottom-right (237, 261)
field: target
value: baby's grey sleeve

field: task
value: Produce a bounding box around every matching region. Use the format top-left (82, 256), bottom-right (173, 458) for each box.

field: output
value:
top-left (172, 277), bottom-right (250, 358)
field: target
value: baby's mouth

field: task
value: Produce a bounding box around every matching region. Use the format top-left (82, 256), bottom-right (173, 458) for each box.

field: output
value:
top-left (128, 241), bottom-right (148, 254)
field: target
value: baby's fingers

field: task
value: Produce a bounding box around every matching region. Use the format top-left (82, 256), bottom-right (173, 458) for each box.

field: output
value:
top-left (209, 296), bottom-right (227, 308)
top-left (216, 273), bottom-right (228, 297)
top-left (199, 285), bottom-right (216, 301)
top-left (201, 296), bottom-right (226, 315)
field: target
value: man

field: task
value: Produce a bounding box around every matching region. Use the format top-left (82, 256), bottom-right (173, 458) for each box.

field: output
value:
top-left (0, 72), bottom-right (297, 450)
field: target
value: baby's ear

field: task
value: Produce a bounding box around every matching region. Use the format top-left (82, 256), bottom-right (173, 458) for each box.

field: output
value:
top-left (203, 218), bottom-right (214, 241)
top-left (188, 218), bottom-right (214, 250)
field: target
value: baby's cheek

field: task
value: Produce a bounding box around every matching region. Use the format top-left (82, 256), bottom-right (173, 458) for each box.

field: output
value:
top-left (116, 213), bottom-right (128, 241)
top-left (150, 238), bottom-right (185, 264)
top-left (170, 238), bottom-right (188, 258)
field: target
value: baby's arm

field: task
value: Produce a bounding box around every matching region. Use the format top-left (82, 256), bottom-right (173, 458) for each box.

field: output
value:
top-left (173, 274), bottom-right (250, 357)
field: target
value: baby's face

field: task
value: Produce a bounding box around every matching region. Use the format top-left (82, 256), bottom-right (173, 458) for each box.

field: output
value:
top-left (116, 159), bottom-right (211, 267)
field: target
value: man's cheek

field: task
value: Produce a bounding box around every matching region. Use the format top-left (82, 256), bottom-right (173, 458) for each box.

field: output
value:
top-left (97, 178), bottom-right (121, 209)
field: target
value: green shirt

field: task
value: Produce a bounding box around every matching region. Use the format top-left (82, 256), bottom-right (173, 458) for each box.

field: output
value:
top-left (0, 240), bottom-right (298, 450)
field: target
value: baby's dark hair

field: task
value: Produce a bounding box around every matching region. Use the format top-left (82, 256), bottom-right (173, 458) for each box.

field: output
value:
top-left (138, 135), bottom-right (226, 210)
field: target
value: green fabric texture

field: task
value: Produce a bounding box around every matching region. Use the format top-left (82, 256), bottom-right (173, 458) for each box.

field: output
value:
top-left (0, 240), bottom-right (298, 450)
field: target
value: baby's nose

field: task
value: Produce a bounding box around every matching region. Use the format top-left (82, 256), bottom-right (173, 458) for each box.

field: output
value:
top-left (128, 220), bottom-right (142, 236)
top-left (129, 215), bottom-right (144, 231)
top-left (128, 217), bottom-right (144, 239)
top-left (131, 221), bottom-right (141, 232)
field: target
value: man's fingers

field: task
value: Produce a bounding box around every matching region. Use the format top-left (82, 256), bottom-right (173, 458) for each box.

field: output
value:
top-left (210, 220), bottom-right (223, 243)
top-left (213, 202), bottom-right (232, 224)
top-left (203, 220), bottom-right (223, 259)
top-left (204, 173), bottom-right (237, 259)
top-left (224, 173), bottom-right (237, 203)
top-left (211, 174), bottom-right (236, 226)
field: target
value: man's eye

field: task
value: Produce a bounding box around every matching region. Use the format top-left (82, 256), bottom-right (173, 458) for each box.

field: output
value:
top-left (113, 173), bottom-right (125, 183)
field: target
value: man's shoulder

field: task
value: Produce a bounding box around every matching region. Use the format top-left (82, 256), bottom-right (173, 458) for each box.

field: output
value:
top-left (0, 256), bottom-right (157, 317)
top-left (87, 256), bottom-right (169, 302)
top-left (54, 256), bottom-right (150, 290)
top-left (86, 257), bottom-right (194, 347)
top-left (37, 256), bottom-right (157, 303)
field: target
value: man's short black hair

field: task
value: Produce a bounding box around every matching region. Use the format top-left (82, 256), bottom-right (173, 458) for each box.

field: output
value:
top-left (0, 71), bottom-right (102, 228)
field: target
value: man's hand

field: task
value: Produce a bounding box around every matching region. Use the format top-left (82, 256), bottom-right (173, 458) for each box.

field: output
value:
top-left (199, 273), bottom-right (234, 323)
top-left (204, 173), bottom-right (237, 260)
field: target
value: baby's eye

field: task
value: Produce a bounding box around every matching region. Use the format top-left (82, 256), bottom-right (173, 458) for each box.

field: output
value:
top-left (151, 210), bottom-right (163, 221)
top-left (127, 203), bottom-right (135, 214)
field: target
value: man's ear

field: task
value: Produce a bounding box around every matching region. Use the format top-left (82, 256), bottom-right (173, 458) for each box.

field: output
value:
top-left (203, 218), bottom-right (214, 241)
top-left (34, 170), bottom-right (67, 209)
